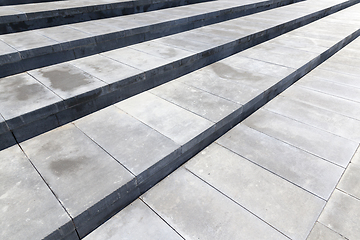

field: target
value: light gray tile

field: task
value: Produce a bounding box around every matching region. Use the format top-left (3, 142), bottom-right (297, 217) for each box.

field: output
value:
top-left (101, 47), bottom-right (171, 71)
top-left (0, 73), bottom-right (61, 120)
top-left (243, 109), bottom-right (357, 167)
top-left (177, 64), bottom-right (264, 105)
top-left (280, 85), bottom-right (360, 121)
top-left (267, 36), bottom-right (330, 53)
top-left (307, 223), bottom-right (347, 240)
top-left (74, 106), bottom-right (180, 175)
top-left (129, 40), bottom-right (193, 62)
top-left (337, 163), bottom-right (360, 200)
top-left (84, 199), bottom-right (182, 240)
top-left (318, 59), bottom-right (360, 78)
top-left (69, 54), bottom-right (143, 84)
top-left (264, 96), bottom-right (360, 142)
top-left (115, 92), bottom-right (214, 147)
top-left (319, 190), bottom-right (360, 240)
top-left (0, 145), bottom-right (74, 240)
top-left (20, 124), bottom-right (134, 217)
top-left (306, 68), bottom-right (360, 89)
top-left (156, 33), bottom-right (214, 53)
top-left (35, 25), bottom-right (92, 43)
top-left (217, 124), bottom-right (343, 200)
top-left (186, 143), bottom-right (325, 240)
top-left (29, 62), bottom-right (106, 100)
top-left (150, 81), bottom-right (240, 122)
top-left (295, 75), bottom-right (360, 103)
top-left (68, 21), bottom-right (119, 36)
top-left (352, 146), bottom-right (360, 165)
top-left (142, 167), bottom-right (288, 240)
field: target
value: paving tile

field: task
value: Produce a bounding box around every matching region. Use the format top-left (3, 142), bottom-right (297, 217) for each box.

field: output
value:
top-left (177, 64), bottom-right (264, 105)
top-left (319, 190), bottom-right (360, 240)
top-left (35, 25), bottom-right (92, 43)
top-left (84, 199), bottom-right (182, 240)
top-left (306, 68), bottom-right (360, 89)
top-left (264, 96), bottom-right (360, 142)
top-left (219, 55), bottom-right (295, 79)
top-left (149, 80), bottom-right (240, 122)
top-left (74, 106), bottom-right (180, 176)
top-left (307, 223), bottom-right (347, 240)
top-left (115, 92), bottom-right (214, 148)
top-left (352, 146), bottom-right (360, 165)
top-left (318, 59), bottom-right (360, 78)
top-left (68, 21), bottom-right (119, 36)
top-left (0, 145), bottom-right (76, 240)
top-left (280, 85), bottom-right (360, 121)
top-left (129, 40), bottom-right (193, 62)
top-left (186, 143), bottom-right (325, 240)
top-left (217, 124), bottom-right (344, 200)
top-left (295, 75), bottom-right (360, 103)
top-left (337, 163), bottom-right (360, 200)
top-left (29, 62), bottom-right (106, 100)
top-left (101, 47), bottom-right (171, 71)
top-left (0, 73), bottom-right (61, 121)
top-left (69, 54), bottom-right (143, 84)
top-left (142, 167), bottom-right (288, 240)
top-left (238, 43), bottom-right (318, 69)
top-left (20, 124), bottom-right (134, 217)
top-left (267, 35), bottom-right (331, 53)
top-left (0, 30), bottom-right (59, 51)
top-left (243, 108), bottom-right (357, 167)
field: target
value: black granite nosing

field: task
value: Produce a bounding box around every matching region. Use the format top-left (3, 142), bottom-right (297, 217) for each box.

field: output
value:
top-left (37, 24), bottom-right (360, 240)
top-left (0, 0), bottom-right (301, 79)
top-left (0, 0), bottom-right (214, 34)
top-left (1, 1), bottom-right (359, 151)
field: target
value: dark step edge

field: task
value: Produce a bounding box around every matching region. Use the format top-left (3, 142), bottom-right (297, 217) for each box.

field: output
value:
top-left (0, 0), bottom-right (214, 34)
top-left (0, 0), bottom-right (301, 77)
top-left (0, 0), bottom-right (66, 7)
top-left (0, 0), bottom-right (358, 151)
top-left (44, 22), bottom-right (360, 240)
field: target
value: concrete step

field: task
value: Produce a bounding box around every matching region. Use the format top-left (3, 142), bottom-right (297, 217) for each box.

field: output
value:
top-left (0, 0), bottom-right (301, 78)
top-left (0, 0), bottom-right (358, 151)
top-left (0, 0), bottom-right (212, 34)
top-left (1, 3), bottom-right (359, 239)
top-left (84, 37), bottom-right (360, 240)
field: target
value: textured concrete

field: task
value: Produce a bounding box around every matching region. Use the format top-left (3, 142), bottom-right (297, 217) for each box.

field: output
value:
top-left (319, 190), bottom-right (360, 240)
top-left (142, 167), bottom-right (288, 240)
top-left (0, 145), bottom-right (77, 240)
top-left (243, 108), bottom-right (358, 167)
top-left (337, 163), bottom-right (360, 199)
top-left (217, 124), bottom-right (343, 200)
top-left (186, 143), bottom-right (325, 240)
top-left (307, 223), bottom-right (347, 240)
top-left (84, 199), bottom-right (182, 240)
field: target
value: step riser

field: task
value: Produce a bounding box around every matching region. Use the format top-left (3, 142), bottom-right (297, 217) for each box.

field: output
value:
top-left (1, 0), bottom-right (358, 151)
top-left (0, 0), bottom-right (301, 78)
top-left (0, 0), bottom-right (212, 34)
top-left (0, 0), bottom-right (65, 6)
top-left (48, 26), bottom-right (360, 240)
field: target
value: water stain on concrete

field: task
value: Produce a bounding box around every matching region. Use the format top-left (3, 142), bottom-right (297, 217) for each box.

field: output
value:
top-left (210, 62), bottom-right (263, 83)
top-left (39, 65), bottom-right (93, 92)
top-left (50, 157), bottom-right (87, 177)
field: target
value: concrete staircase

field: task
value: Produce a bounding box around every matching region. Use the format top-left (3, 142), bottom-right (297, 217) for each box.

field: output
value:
top-left (1, 0), bottom-right (360, 239)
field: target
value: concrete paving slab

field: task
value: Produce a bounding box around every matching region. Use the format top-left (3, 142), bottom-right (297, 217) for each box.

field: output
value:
top-left (238, 43), bottom-right (318, 69)
top-left (0, 72), bottom-right (62, 122)
top-left (176, 63), bottom-right (265, 105)
top-left (69, 54), bottom-right (143, 84)
top-left (280, 85), bottom-right (360, 121)
top-left (28, 62), bottom-right (106, 101)
top-left (83, 199), bottom-right (182, 240)
top-left (115, 92), bottom-right (214, 149)
top-left (20, 123), bottom-right (134, 218)
top-left (142, 167), bottom-right (289, 240)
top-left (318, 190), bottom-right (360, 240)
top-left (307, 223), bottom-right (347, 240)
top-left (128, 40), bottom-right (193, 62)
top-left (337, 163), bottom-right (360, 200)
top-left (267, 35), bottom-right (330, 53)
top-left (306, 68), bottom-right (360, 89)
top-left (216, 124), bottom-right (344, 200)
top-left (243, 108), bottom-right (357, 167)
top-left (264, 96), bottom-right (360, 142)
top-left (352, 146), bottom-right (360, 165)
top-left (0, 145), bottom-right (77, 240)
top-left (295, 75), bottom-right (360, 103)
top-left (156, 33), bottom-right (215, 53)
top-left (74, 106), bottom-right (180, 176)
top-left (68, 21), bottom-right (120, 36)
top-left (186, 143), bottom-right (325, 240)
top-left (101, 47), bottom-right (171, 71)
top-left (149, 80), bottom-right (241, 122)
top-left (318, 58), bottom-right (360, 78)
